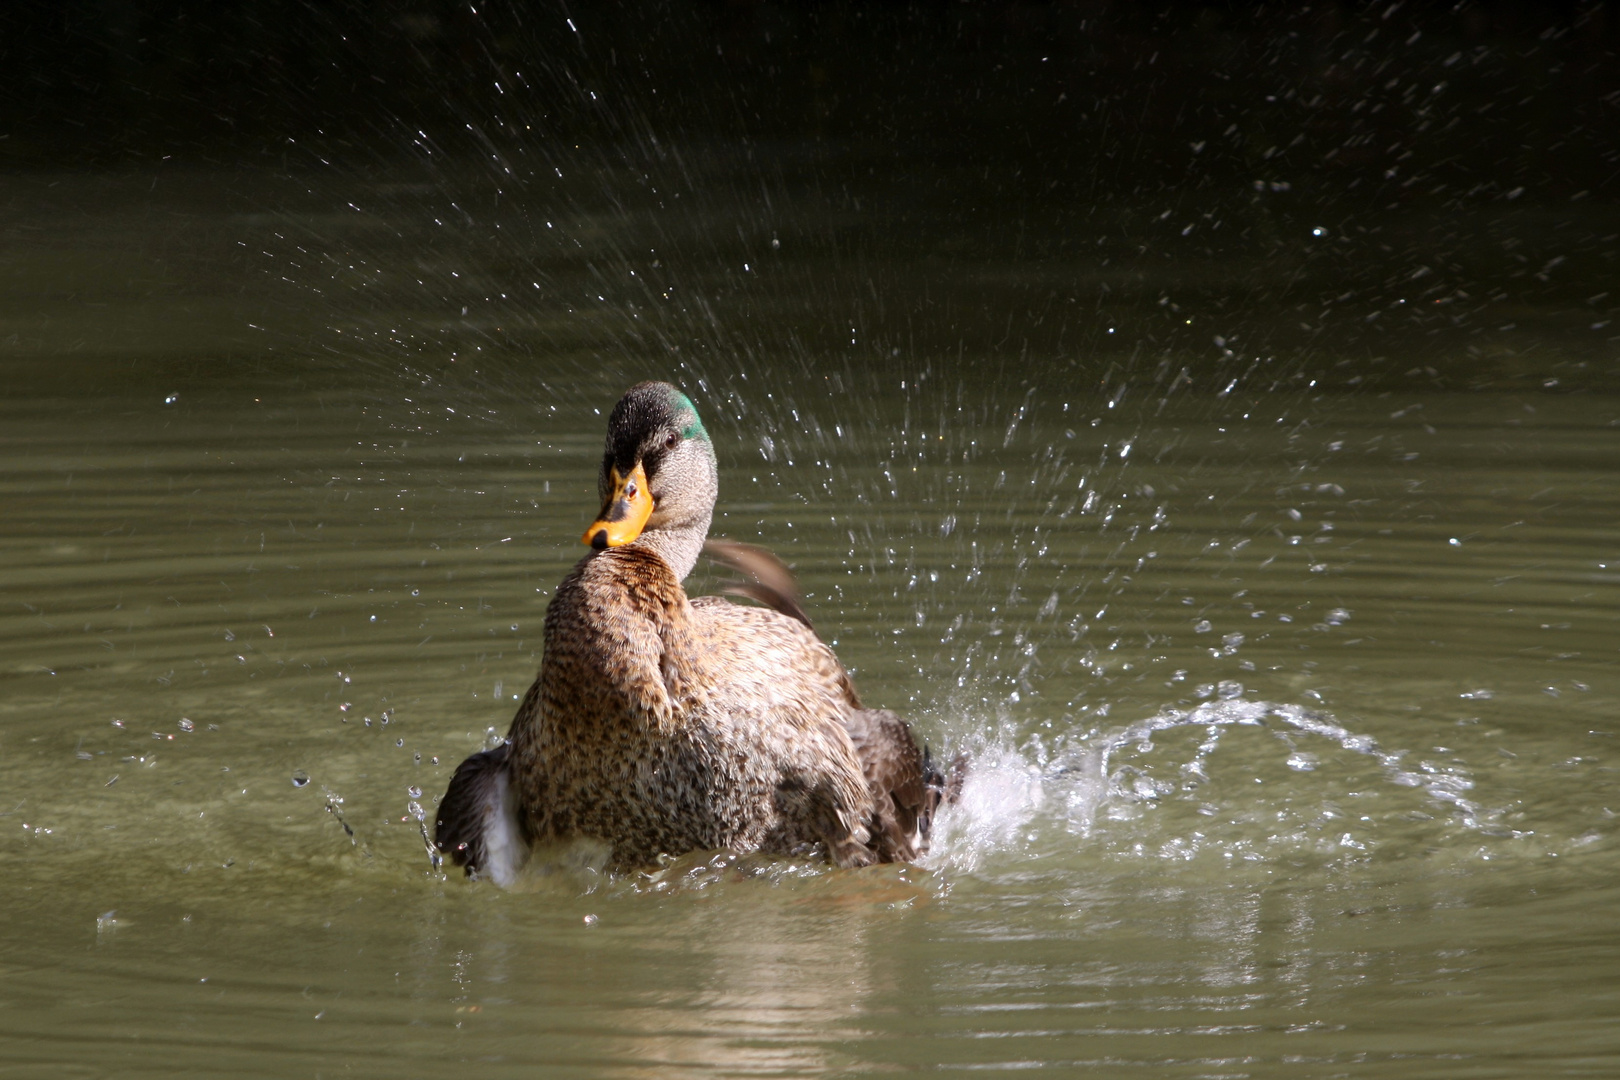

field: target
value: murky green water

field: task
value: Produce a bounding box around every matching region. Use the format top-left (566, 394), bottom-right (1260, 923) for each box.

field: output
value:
top-left (2, 167), bottom-right (1618, 1077)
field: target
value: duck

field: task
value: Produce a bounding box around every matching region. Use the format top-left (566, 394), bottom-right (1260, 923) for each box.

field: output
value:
top-left (435, 381), bottom-right (959, 884)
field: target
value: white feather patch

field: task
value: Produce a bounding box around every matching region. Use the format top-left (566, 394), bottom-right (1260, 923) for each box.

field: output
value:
top-left (476, 767), bottom-right (529, 887)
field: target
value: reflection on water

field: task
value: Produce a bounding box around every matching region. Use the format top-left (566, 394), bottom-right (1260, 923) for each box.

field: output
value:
top-left (1, 163), bottom-right (1618, 1076)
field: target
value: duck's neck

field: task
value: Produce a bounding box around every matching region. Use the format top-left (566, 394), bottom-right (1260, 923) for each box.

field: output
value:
top-left (632, 513), bottom-right (711, 582)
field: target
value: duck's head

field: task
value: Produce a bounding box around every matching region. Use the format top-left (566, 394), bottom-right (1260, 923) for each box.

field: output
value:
top-left (582, 382), bottom-right (717, 555)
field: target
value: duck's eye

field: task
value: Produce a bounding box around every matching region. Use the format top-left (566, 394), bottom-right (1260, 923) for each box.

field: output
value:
top-left (664, 432), bottom-right (679, 449)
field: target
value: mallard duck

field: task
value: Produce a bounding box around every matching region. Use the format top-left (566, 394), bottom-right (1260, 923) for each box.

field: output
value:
top-left (435, 381), bottom-right (957, 883)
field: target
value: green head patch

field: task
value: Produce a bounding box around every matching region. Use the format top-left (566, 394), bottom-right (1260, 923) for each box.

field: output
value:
top-left (671, 389), bottom-right (708, 442)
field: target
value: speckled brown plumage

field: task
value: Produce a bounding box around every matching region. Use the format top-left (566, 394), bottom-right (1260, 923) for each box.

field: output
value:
top-left (436, 381), bottom-right (955, 879)
top-left (500, 544), bottom-right (878, 869)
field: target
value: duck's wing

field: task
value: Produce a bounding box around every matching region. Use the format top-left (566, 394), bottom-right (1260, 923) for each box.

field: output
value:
top-left (698, 538), bottom-right (969, 863)
top-left (681, 597), bottom-right (881, 865)
top-left (843, 708), bottom-right (939, 862)
top-left (702, 537), bottom-right (814, 631)
top-left (434, 743), bottom-right (529, 885)
top-left (699, 538), bottom-right (864, 709)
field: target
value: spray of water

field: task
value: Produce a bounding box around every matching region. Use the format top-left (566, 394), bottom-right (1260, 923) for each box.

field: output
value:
top-left (930, 691), bottom-right (1499, 878)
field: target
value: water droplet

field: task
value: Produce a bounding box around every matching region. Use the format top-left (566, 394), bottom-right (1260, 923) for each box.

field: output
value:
top-left (408, 786), bottom-right (422, 799)
top-left (291, 771), bottom-right (310, 787)
top-left (178, 718), bottom-right (194, 732)
top-left (582, 914), bottom-right (598, 925)
top-left (163, 394), bottom-right (178, 405)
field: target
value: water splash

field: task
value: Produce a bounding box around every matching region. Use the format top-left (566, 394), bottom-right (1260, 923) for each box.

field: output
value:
top-left (931, 697), bottom-right (1497, 875)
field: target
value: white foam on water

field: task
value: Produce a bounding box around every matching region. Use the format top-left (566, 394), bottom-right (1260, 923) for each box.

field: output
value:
top-left (928, 738), bottom-right (1056, 873)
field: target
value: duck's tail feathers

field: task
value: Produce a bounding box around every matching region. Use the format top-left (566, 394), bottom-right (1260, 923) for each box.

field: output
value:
top-left (434, 743), bottom-right (528, 886)
top-left (702, 537), bottom-right (815, 630)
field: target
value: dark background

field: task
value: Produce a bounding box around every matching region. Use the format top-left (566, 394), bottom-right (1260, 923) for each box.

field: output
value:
top-left (6, 1), bottom-right (1616, 191)
top-left (4, 1), bottom-right (1618, 393)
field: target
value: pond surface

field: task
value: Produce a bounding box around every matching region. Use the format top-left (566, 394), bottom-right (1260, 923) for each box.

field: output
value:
top-left (1, 166), bottom-right (1617, 1078)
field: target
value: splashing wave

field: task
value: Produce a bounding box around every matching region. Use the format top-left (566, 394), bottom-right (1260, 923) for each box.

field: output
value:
top-left (931, 697), bottom-right (1497, 875)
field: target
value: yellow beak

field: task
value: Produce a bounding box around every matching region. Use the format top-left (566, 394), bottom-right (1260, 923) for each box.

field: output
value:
top-left (582, 463), bottom-right (653, 549)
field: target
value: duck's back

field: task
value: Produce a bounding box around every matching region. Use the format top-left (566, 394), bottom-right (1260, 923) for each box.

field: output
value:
top-left (505, 546), bottom-right (871, 867)
top-left (685, 595), bottom-right (856, 718)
